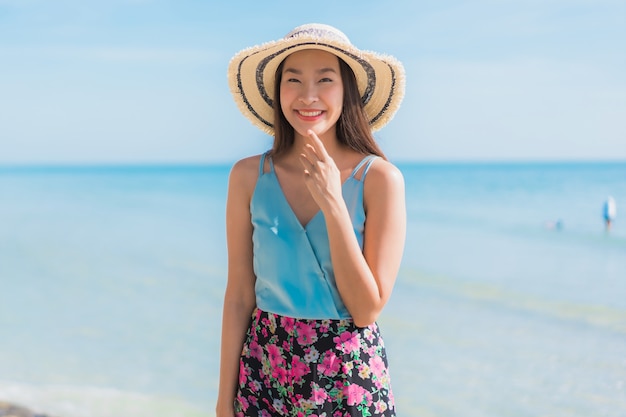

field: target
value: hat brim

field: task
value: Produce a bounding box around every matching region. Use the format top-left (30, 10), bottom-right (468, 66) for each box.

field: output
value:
top-left (228, 34), bottom-right (405, 135)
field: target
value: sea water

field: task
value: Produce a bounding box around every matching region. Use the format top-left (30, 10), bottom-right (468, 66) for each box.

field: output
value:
top-left (0, 162), bottom-right (624, 417)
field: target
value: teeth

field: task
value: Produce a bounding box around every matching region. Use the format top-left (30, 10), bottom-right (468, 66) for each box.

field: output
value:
top-left (298, 110), bottom-right (322, 117)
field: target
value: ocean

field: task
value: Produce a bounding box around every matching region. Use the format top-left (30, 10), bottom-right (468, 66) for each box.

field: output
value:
top-left (0, 161), bottom-right (624, 417)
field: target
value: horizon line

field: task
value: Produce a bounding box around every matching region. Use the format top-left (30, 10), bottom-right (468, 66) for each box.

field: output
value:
top-left (1, 158), bottom-right (625, 172)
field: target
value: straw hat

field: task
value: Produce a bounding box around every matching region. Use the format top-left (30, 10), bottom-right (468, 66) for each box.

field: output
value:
top-left (227, 23), bottom-right (405, 135)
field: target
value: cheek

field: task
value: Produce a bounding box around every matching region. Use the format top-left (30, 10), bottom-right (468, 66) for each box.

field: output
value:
top-left (279, 86), bottom-right (296, 110)
top-left (332, 86), bottom-right (344, 107)
top-left (331, 88), bottom-right (344, 114)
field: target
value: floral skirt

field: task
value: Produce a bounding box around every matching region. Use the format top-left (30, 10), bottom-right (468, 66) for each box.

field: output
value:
top-left (234, 308), bottom-right (396, 417)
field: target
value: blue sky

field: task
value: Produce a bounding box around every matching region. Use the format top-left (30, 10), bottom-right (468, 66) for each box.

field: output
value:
top-left (1, 0), bottom-right (624, 164)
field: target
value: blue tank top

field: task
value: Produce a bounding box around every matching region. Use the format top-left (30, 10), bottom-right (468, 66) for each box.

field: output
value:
top-left (251, 152), bottom-right (378, 320)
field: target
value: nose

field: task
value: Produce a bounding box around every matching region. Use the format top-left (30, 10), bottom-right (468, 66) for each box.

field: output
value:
top-left (298, 82), bottom-right (318, 105)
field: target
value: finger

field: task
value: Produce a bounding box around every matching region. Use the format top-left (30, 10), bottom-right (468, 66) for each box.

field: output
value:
top-left (306, 130), bottom-right (331, 161)
top-left (299, 144), bottom-right (318, 165)
top-left (305, 130), bottom-right (326, 159)
top-left (298, 153), bottom-right (316, 177)
top-left (299, 152), bottom-right (312, 168)
top-left (301, 134), bottom-right (321, 161)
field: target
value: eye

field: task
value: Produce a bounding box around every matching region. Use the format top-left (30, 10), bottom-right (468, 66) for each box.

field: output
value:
top-left (319, 77), bottom-right (333, 83)
top-left (286, 77), bottom-right (301, 83)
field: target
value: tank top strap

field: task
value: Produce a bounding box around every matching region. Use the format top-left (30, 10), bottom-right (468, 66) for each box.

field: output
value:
top-left (258, 151), bottom-right (274, 177)
top-left (350, 155), bottom-right (378, 181)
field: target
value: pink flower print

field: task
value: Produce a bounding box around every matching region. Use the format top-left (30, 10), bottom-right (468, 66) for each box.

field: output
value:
top-left (364, 390), bottom-right (373, 407)
top-left (344, 383), bottom-right (367, 406)
top-left (367, 345), bottom-right (378, 357)
top-left (237, 395), bottom-right (249, 411)
top-left (333, 379), bottom-right (345, 395)
top-left (363, 327), bottom-right (375, 342)
top-left (262, 374), bottom-right (272, 388)
top-left (311, 384), bottom-right (329, 405)
top-left (374, 372), bottom-right (391, 391)
top-left (247, 394), bottom-right (259, 408)
top-left (342, 360), bottom-right (354, 376)
top-left (280, 316), bottom-right (296, 334)
top-left (248, 340), bottom-right (263, 361)
top-left (292, 393), bottom-right (304, 404)
top-left (290, 355), bottom-right (310, 384)
top-left (266, 344), bottom-right (285, 368)
top-left (296, 322), bottom-right (318, 345)
top-left (272, 365), bottom-right (288, 384)
top-left (333, 331), bottom-right (350, 345)
top-left (317, 351), bottom-right (340, 377)
top-left (249, 379), bottom-right (262, 393)
top-left (368, 355), bottom-right (386, 379)
top-left (373, 378), bottom-right (383, 390)
top-left (238, 363), bottom-right (251, 385)
top-left (333, 330), bottom-right (361, 354)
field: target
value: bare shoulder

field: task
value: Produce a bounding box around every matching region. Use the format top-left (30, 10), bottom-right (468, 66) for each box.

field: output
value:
top-left (364, 158), bottom-right (405, 190)
top-left (229, 154), bottom-right (264, 193)
top-left (363, 158), bottom-right (405, 216)
top-left (230, 155), bottom-right (261, 182)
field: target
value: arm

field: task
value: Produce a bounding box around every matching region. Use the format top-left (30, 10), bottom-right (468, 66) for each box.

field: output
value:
top-left (324, 160), bottom-right (406, 327)
top-left (216, 157), bottom-right (258, 417)
top-left (300, 132), bottom-right (406, 327)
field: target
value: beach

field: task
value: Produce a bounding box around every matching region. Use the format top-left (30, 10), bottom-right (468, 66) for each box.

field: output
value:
top-left (1, 161), bottom-right (625, 416)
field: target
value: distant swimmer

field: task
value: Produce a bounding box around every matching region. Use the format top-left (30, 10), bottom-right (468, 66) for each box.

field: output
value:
top-left (602, 196), bottom-right (617, 231)
top-left (545, 219), bottom-right (564, 231)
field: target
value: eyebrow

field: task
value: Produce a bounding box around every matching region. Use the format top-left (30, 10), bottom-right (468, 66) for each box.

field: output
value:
top-left (283, 67), bottom-right (338, 75)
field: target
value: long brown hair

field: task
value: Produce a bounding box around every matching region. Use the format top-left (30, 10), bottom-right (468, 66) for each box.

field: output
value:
top-left (271, 54), bottom-right (387, 159)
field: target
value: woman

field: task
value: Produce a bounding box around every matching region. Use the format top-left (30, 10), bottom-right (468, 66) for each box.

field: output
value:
top-left (217, 23), bottom-right (406, 417)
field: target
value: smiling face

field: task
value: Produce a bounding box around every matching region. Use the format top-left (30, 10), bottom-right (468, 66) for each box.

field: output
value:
top-left (279, 49), bottom-right (344, 141)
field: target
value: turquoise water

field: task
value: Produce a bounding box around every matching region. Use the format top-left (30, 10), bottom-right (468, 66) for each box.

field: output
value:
top-left (0, 162), bottom-right (625, 416)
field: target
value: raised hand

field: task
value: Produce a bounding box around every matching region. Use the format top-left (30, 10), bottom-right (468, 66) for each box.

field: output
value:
top-left (298, 129), bottom-right (343, 212)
